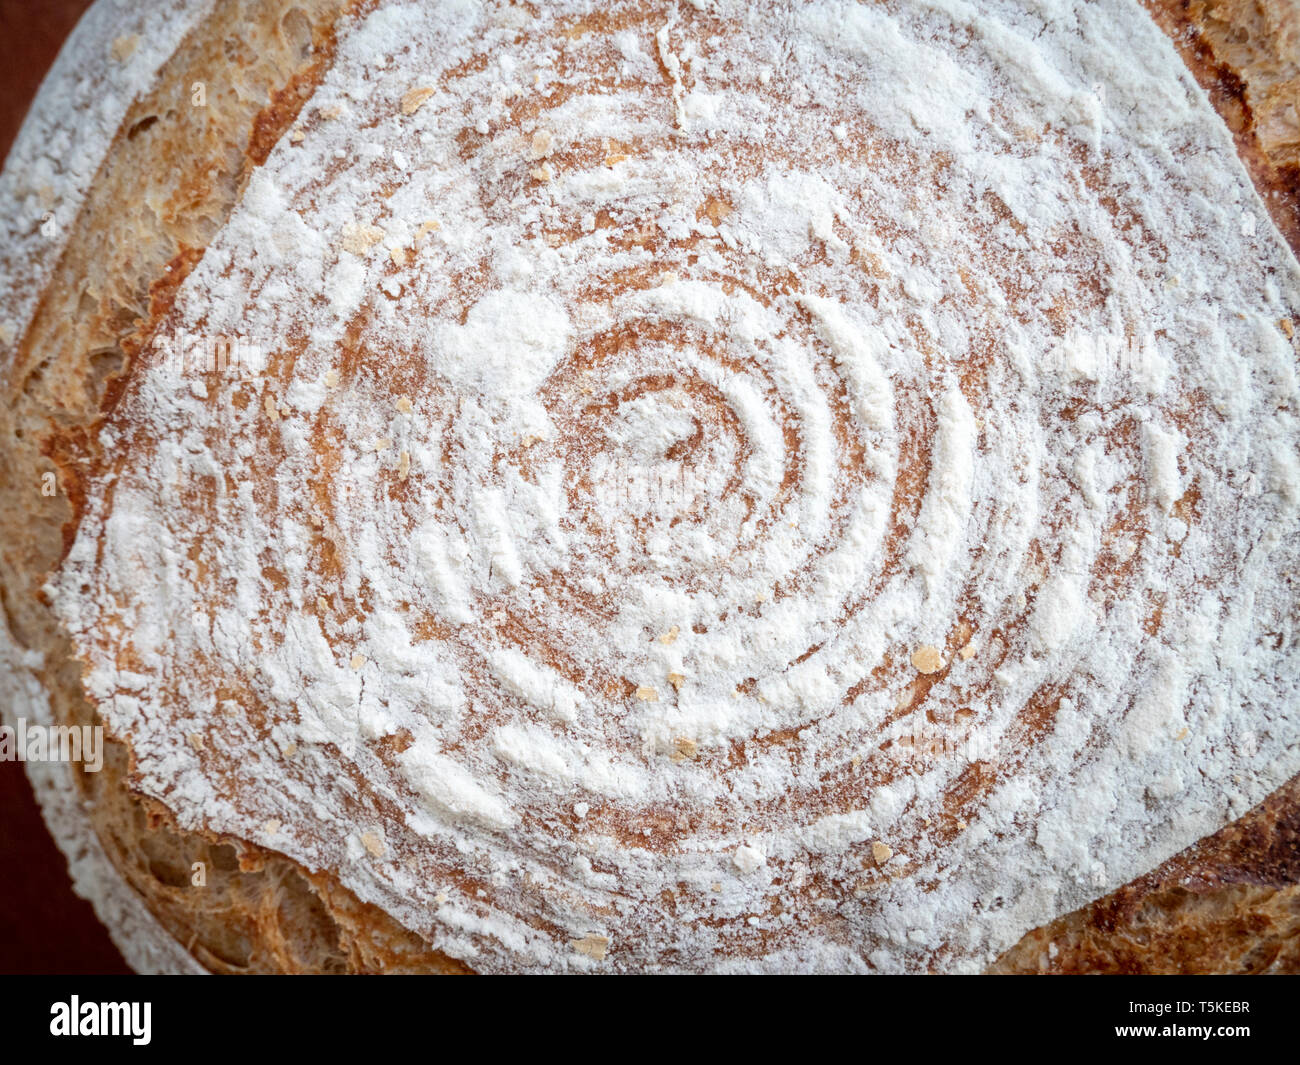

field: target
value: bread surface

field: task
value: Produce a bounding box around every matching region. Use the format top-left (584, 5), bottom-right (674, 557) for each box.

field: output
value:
top-left (1, 0), bottom-right (1297, 973)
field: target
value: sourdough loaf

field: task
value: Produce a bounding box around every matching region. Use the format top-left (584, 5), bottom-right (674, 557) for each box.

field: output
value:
top-left (1, 0), bottom-right (1298, 973)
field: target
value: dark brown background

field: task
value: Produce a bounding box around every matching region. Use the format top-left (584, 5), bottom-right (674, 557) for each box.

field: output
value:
top-left (0, 0), bottom-right (131, 975)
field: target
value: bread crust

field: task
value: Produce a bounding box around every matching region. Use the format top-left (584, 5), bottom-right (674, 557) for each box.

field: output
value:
top-left (994, 0), bottom-right (1300, 974)
top-left (1144, 1), bottom-right (1300, 249)
top-left (1, 0), bottom-right (1296, 973)
top-left (2, 0), bottom-right (468, 973)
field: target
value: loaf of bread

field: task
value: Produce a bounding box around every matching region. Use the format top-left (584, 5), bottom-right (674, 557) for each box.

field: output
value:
top-left (1, 0), bottom-right (1297, 973)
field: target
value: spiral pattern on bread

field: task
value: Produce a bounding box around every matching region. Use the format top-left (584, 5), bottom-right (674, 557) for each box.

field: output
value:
top-left (48, 0), bottom-right (1300, 972)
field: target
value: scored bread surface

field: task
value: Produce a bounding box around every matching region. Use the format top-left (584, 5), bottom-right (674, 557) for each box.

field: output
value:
top-left (1, 0), bottom-right (1298, 973)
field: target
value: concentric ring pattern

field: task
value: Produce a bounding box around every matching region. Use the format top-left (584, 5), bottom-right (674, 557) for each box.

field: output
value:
top-left (53, 0), bottom-right (1300, 972)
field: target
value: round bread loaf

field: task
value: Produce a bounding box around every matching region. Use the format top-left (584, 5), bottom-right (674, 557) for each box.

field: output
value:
top-left (1, 0), bottom-right (1298, 973)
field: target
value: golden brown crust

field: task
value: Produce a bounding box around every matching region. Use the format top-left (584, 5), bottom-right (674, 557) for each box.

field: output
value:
top-left (4, 0), bottom-right (468, 973)
top-left (995, 779), bottom-right (1300, 972)
top-left (1142, 0), bottom-right (1300, 253)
